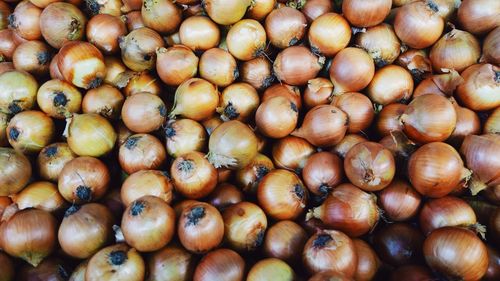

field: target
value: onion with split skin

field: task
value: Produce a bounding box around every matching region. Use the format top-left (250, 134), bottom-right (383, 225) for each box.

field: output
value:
top-left (413, 69), bottom-right (464, 98)
top-left (396, 48), bottom-right (432, 83)
top-left (304, 78), bottom-right (333, 109)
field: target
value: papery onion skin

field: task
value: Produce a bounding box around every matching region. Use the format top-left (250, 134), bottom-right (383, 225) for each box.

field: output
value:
top-left (353, 239), bottom-right (381, 281)
top-left (484, 107), bottom-right (500, 134)
top-left (0, 147), bottom-right (32, 196)
top-left (147, 244), bottom-right (195, 281)
top-left (274, 45), bottom-right (323, 86)
top-left (331, 92), bottom-right (375, 133)
top-left (329, 47), bottom-right (375, 94)
top-left (304, 78), bottom-right (333, 109)
top-left (263, 220), bottom-right (308, 264)
top-left (171, 151), bottom-right (217, 199)
top-left (7, 110), bottom-right (55, 154)
top-left (265, 6), bottom-right (307, 49)
top-left (170, 78), bottom-right (219, 122)
top-left (356, 23), bottom-right (401, 67)
top-left (367, 65), bottom-right (414, 105)
top-left (379, 180), bottom-right (421, 222)
top-left (69, 260), bottom-right (88, 281)
top-left (331, 134), bottom-right (368, 159)
top-left (272, 136), bottom-right (315, 173)
top-left (86, 243), bottom-right (145, 281)
top-left (37, 79), bottom-right (82, 119)
top-left (226, 19), bottom-right (266, 61)
top-left (208, 183), bottom-right (243, 211)
top-left (423, 227), bottom-right (488, 281)
top-left (156, 45), bottom-right (199, 86)
top-left (247, 258), bottom-right (296, 281)
top-left (122, 93), bottom-right (167, 133)
top-left (121, 170), bottom-right (173, 206)
top-left (448, 106), bottom-right (481, 147)
top-left (374, 223), bottom-right (424, 266)
top-left (86, 14), bottom-right (127, 55)
top-left (119, 134), bottom-right (166, 174)
top-left (123, 72), bottom-right (161, 97)
top-left (308, 12), bottom-right (351, 57)
top-left (302, 151), bottom-right (344, 196)
top-left (455, 63), bottom-right (500, 111)
top-left (193, 248), bottom-right (245, 281)
top-left (375, 103), bottom-right (407, 137)
top-left (256, 96), bottom-right (298, 139)
top-left (457, 0), bottom-right (500, 35)
top-left (262, 83), bottom-right (302, 110)
top-left (483, 26), bottom-right (500, 65)
top-left (429, 29), bottom-right (481, 73)
top-left (240, 57), bottom-right (274, 91)
top-left (65, 113), bottom-right (117, 157)
top-left (11, 181), bottom-right (66, 213)
top-left (179, 16), bottom-right (220, 52)
top-left (165, 118), bottom-right (207, 158)
top-left (120, 27), bottom-right (164, 72)
top-left (342, 0), bottom-right (392, 27)
top-left (408, 142), bottom-right (470, 198)
top-left (0, 70), bottom-right (38, 115)
top-left (223, 201), bottom-right (267, 251)
top-left (141, 0), bottom-right (181, 34)
top-left (39, 2), bottom-right (87, 49)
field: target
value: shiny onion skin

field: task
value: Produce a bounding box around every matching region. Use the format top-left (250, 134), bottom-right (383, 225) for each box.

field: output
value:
top-left (227, 19), bottom-right (266, 61)
top-left (344, 142), bottom-right (395, 191)
top-left (331, 134), bottom-right (368, 159)
top-left (367, 65), bottom-right (414, 105)
top-left (11, 181), bottom-right (66, 213)
top-left (329, 48), bottom-right (375, 94)
top-left (247, 258), bottom-right (296, 281)
top-left (257, 169), bottom-right (309, 220)
top-left (119, 27), bottom-right (164, 71)
top-left (86, 14), bottom-right (127, 55)
top-left (408, 142), bottom-right (470, 198)
top-left (303, 78), bottom-right (333, 109)
top-left (273, 46), bottom-right (323, 86)
top-left (118, 134), bottom-right (166, 175)
top-left (170, 78), bottom-right (219, 121)
top-left (263, 220), bottom-right (308, 264)
top-left (147, 244), bottom-right (196, 281)
top-left (378, 180), bottom-right (421, 222)
top-left (179, 16), bottom-right (220, 52)
top-left (86, 244), bottom-right (145, 281)
top-left (121, 196), bottom-right (176, 252)
top-left (240, 57), bottom-right (274, 91)
top-left (483, 26), bottom-right (500, 65)
top-left (156, 45), bottom-right (199, 86)
top-left (355, 23), bottom-right (401, 67)
top-left (7, 110), bottom-right (55, 154)
top-left (37, 79), bottom-right (82, 119)
top-left (123, 72), bottom-right (162, 97)
top-left (256, 96), bottom-right (298, 139)
top-left (82, 84), bottom-right (124, 120)
top-left (353, 239), bottom-right (381, 281)
top-left (171, 151), bottom-right (217, 199)
top-left (208, 183), bottom-right (244, 210)
top-left (375, 103), bottom-right (407, 137)
top-left (0, 208), bottom-right (57, 266)
top-left (292, 104), bottom-right (348, 147)
top-left (413, 70), bottom-right (464, 98)
top-left (302, 151), bottom-right (344, 196)
top-left (12, 40), bottom-right (51, 76)
top-left (121, 170), bottom-right (173, 206)
top-left (177, 202), bottom-right (224, 253)
top-left (165, 118), bottom-right (206, 158)
top-left (217, 82), bottom-right (260, 122)
top-left (423, 227), bottom-right (488, 281)
top-left (0, 147), bottom-right (32, 196)
top-left (484, 247), bottom-right (500, 281)
top-left (199, 48), bottom-right (238, 87)
top-left (373, 223), bottom-right (424, 266)
top-left (400, 94), bottom-right (457, 143)
top-left (447, 106), bottom-right (481, 147)
top-left (302, 230), bottom-right (357, 276)
top-left (39, 2), bottom-right (86, 48)
top-left (246, 0), bottom-right (275, 21)
top-left (455, 63), bottom-right (500, 111)
top-left (121, 92), bottom-right (167, 133)
top-left (265, 7), bottom-right (307, 49)
top-left (457, 0), bottom-right (500, 35)
top-left (262, 83), bottom-right (302, 110)
top-left (272, 136), bottom-right (315, 173)
top-left (222, 201), bottom-right (267, 251)
top-left (65, 113), bottom-right (117, 157)
top-left (308, 183), bottom-right (379, 237)
top-left (429, 28), bottom-right (481, 73)
top-left (8, 1), bottom-right (41, 40)
top-left (58, 156), bottom-right (110, 203)
top-left (193, 248), bottom-right (245, 281)
top-left (0, 70), bottom-right (38, 115)
top-left (58, 203), bottom-right (113, 258)
top-left (58, 41), bottom-right (106, 89)
top-left (394, 1), bottom-right (444, 49)
top-left (235, 153), bottom-right (274, 194)
top-left (308, 13), bottom-right (351, 57)
top-left (330, 92), bottom-right (375, 133)
top-left (141, 0), bottom-right (181, 34)
top-left (204, 0), bottom-right (251, 25)
top-left (343, 0), bottom-right (391, 27)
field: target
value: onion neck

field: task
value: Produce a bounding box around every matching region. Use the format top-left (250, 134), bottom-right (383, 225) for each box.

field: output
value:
top-left (7, 102), bottom-right (21, 114)
top-left (37, 51), bottom-right (50, 66)
top-left (76, 185), bottom-right (92, 202)
top-left (165, 125), bottom-right (176, 139)
top-left (130, 200), bottom-right (145, 216)
top-left (64, 205), bottom-right (81, 217)
top-left (468, 176), bottom-right (488, 196)
top-left (306, 205), bottom-right (323, 221)
top-left (53, 91), bottom-right (68, 107)
top-left (177, 159), bottom-right (195, 177)
top-left (108, 250), bottom-right (127, 266)
top-left (468, 223), bottom-right (487, 239)
top-left (186, 206), bottom-right (205, 226)
top-left (44, 146), bottom-right (58, 157)
top-left (312, 234), bottom-right (332, 248)
top-left (158, 105), bottom-right (167, 117)
top-left (88, 77), bottom-right (103, 89)
top-left (207, 151), bottom-right (237, 168)
top-left (222, 102), bottom-right (240, 121)
top-left (124, 136), bottom-right (141, 150)
top-left (255, 166), bottom-right (269, 181)
top-left (8, 127), bottom-right (20, 141)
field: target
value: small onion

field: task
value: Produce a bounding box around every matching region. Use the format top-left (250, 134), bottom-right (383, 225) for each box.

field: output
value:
top-left (86, 14), bottom-right (127, 55)
top-left (0, 70), bottom-right (38, 114)
top-left (11, 181), bottom-right (65, 213)
top-left (0, 147), bottom-right (31, 196)
top-left (329, 47), bottom-right (375, 94)
top-left (307, 183), bottom-right (379, 237)
top-left (265, 7), bottom-right (307, 49)
top-left (121, 170), bottom-right (173, 206)
top-left (65, 113), bottom-right (117, 157)
top-left (355, 23), bottom-right (401, 67)
top-left (82, 84), bottom-right (124, 119)
top-left (247, 258), bottom-right (295, 281)
top-left (303, 78), bottom-right (333, 109)
top-left (119, 134), bottom-right (166, 174)
top-left (122, 92), bottom-right (167, 133)
top-left (119, 27), bottom-right (164, 71)
top-left (170, 78), bottom-right (219, 121)
top-left (257, 169), bottom-right (308, 220)
top-left (302, 151), bottom-right (344, 196)
top-left (483, 26), bottom-right (500, 65)
top-left (171, 151), bottom-right (217, 199)
top-left (331, 134), bottom-right (368, 159)
top-left (7, 110), bottom-right (55, 154)
top-left (204, 0), bottom-right (251, 25)
top-left (86, 244), bottom-right (145, 281)
top-left (199, 48), bottom-right (238, 87)
top-left (179, 16), bottom-right (220, 52)
top-left (156, 45), bottom-right (199, 86)
top-left (331, 92), bottom-right (375, 133)
top-left (8, 1), bottom-right (42, 40)
top-left (374, 223), bottom-right (424, 266)
top-left (226, 19), bottom-right (266, 61)
top-left (193, 248), bottom-right (245, 281)
top-left (217, 82), bottom-right (259, 122)
top-left (147, 244), bottom-right (195, 281)
top-left (240, 57), bottom-right (274, 91)
top-left (378, 180), bottom-right (421, 221)
top-left (263, 220), bottom-right (308, 264)
top-left (308, 12), bottom-right (351, 57)
top-left (367, 65), bottom-right (414, 105)
top-left (39, 3), bottom-right (86, 48)
top-left (353, 239), bottom-right (381, 281)
top-left (37, 79), bottom-right (82, 119)
top-left (457, 0), bottom-right (500, 35)
top-left (165, 118), bottom-right (206, 158)
top-left (58, 156), bottom-right (110, 203)
top-left (141, 0), bottom-right (181, 34)
top-left (223, 201), bottom-right (267, 251)
top-left (207, 183), bottom-right (244, 210)
top-left (455, 63), bottom-right (500, 111)
top-left (343, 0), bottom-right (391, 27)
top-left (272, 136), bottom-right (314, 173)
top-left (256, 96), bottom-right (298, 139)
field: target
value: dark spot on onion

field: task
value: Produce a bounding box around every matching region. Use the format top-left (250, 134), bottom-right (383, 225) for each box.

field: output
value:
top-left (255, 166), bottom-right (270, 181)
top-left (223, 102), bottom-right (240, 120)
top-left (44, 145), bottom-right (58, 157)
top-left (64, 205), bottom-right (81, 217)
top-left (8, 127), bottom-right (20, 141)
top-left (76, 185), bottom-right (92, 201)
top-left (130, 200), bottom-right (145, 216)
top-left (254, 229), bottom-right (265, 248)
top-left (88, 77), bottom-right (103, 89)
top-left (186, 206), bottom-right (205, 226)
top-left (427, 1), bottom-right (439, 12)
top-left (177, 159), bottom-right (194, 174)
top-left (53, 92), bottom-right (68, 107)
top-left (84, 0), bottom-right (101, 16)
top-left (294, 184), bottom-right (305, 199)
top-left (165, 125), bottom-right (176, 138)
top-left (125, 136), bottom-right (141, 149)
top-left (108, 250), bottom-right (127, 266)
top-left (143, 54), bottom-right (152, 61)
top-left (37, 51), bottom-right (51, 66)
top-left (158, 105), bottom-right (167, 117)
top-left (8, 102), bottom-right (21, 114)
top-left (313, 234), bottom-right (332, 248)
top-left (290, 102), bottom-right (298, 113)
top-left (289, 37), bottom-right (299, 46)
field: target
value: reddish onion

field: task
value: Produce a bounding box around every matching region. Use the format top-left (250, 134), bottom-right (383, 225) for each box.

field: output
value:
top-left (263, 220), bottom-right (308, 264)
top-left (331, 92), bottom-right (375, 133)
top-left (207, 183), bottom-right (243, 211)
top-left (240, 56), bottom-right (274, 91)
top-left (457, 0), bottom-right (500, 35)
top-left (413, 69), bottom-right (464, 98)
top-left (378, 180), bottom-right (421, 221)
top-left (390, 265), bottom-right (434, 281)
top-left (262, 83), bottom-right (302, 110)
top-left (375, 103), bottom-right (407, 137)
top-left (373, 223), bottom-right (424, 266)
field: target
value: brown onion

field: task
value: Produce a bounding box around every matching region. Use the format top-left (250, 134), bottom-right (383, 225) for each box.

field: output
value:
top-left (331, 92), bottom-right (375, 133)
top-left (147, 244), bottom-right (195, 281)
top-left (207, 183), bottom-right (243, 211)
top-left (331, 134), bottom-right (368, 158)
top-left (204, 0), bottom-right (251, 25)
top-left (199, 48), bottom-right (238, 87)
top-left (448, 106), bottom-right (481, 147)
top-left (120, 27), bottom-right (164, 71)
top-left (37, 79), bottom-right (82, 119)
top-left (374, 223), bottom-right (424, 266)
top-left (11, 181), bottom-right (65, 213)
top-left (485, 247), bottom-right (500, 281)
top-left (301, 0), bottom-right (332, 23)
top-left (274, 46), bottom-right (323, 86)
top-left (121, 170), bottom-right (173, 206)
top-left (240, 57), bottom-right (274, 91)
top-left (302, 151), bottom-right (343, 196)
top-left (171, 151), bottom-right (217, 199)
top-left (86, 14), bottom-right (127, 54)
top-left (156, 45), bottom-right (198, 86)
top-left (7, 110), bottom-right (55, 154)
top-left (304, 78), bottom-right (333, 109)
top-left (170, 78), bottom-right (219, 121)
top-left (246, 0), bottom-right (275, 21)
top-left (226, 19), bottom-right (266, 61)
top-left (122, 71), bottom-right (161, 96)
top-left (329, 48), bottom-right (375, 94)
top-left (179, 16), bottom-right (220, 52)
top-left (457, 0), bottom-right (500, 35)
top-left (256, 96), bottom-right (298, 139)
top-left (356, 23), bottom-right (401, 67)
top-left (430, 28), bottom-right (481, 73)
top-left (272, 136), bottom-right (314, 173)
top-left (308, 183), bottom-right (379, 237)
top-left (86, 244), bottom-right (145, 281)
top-left (455, 63), bottom-right (500, 111)
top-left (217, 82), bottom-right (259, 122)
top-left (367, 65), bottom-right (414, 105)
top-left (82, 84), bottom-right (124, 119)
top-left (408, 142), bottom-right (470, 198)
top-left (223, 201), bottom-right (267, 251)
top-left (485, 107), bottom-right (500, 134)
top-left (8, 1), bottom-right (41, 40)
top-left (165, 118), bottom-right (206, 158)
top-left (40, 3), bottom-right (86, 48)
top-left (12, 40), bottom-right (51, 76)
top-left (0, 30), bottom-right (20, 61)
top-left (353, 239), bottom-right (381, 281)
top-left (397, 48), bottom-right (433, 82)
top-left (193, 248), bottom-right (245, 281)
top-left (375, 103), bottom-right (407, 137)
top-left (235, 153), bottom-right (274, 194)
top-left (343, 0), bottom-right (391, 27)
top-left (263, 220), bottom-right (308, 264)
top-left (262, 83), bottom-right (302, 110)
top-left (265, 7), bottom-right (307, 49)
top-left (379, 180), bottom-right (421, 221)
top-left (141, 0), bottom-right (181, 34)
top-left (483, 26), bottom-right (500, 65)
top-left (119, 134), bottom-right (166, 174)
top-left (0, 147), bottom-right (31, 196)
top-left (308, 12), bottom-right (351, 57)
top-left (122, 92), bottom-right (166, 133)
top-left (0, 70), bottom-right (38, 114)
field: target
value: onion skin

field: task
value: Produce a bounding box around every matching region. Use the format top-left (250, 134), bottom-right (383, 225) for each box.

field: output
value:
top-left (12, 40), bottom-right (52, 76)
top-left (329, 48), bottom-right (375, 94)
top-left (204, 0), bottom-right (251, 25)
top-left (247, 258), bottom-right (296, 281)
top-left (82, 84), bottom-right (124, 120)
top-left (171, 151), bottom-right (217, 199)
top-left (223, 201), bottom-right (267, 251)
top-left (9, 1), bottom-right (42, 40)
top-left (65, 113), bottom-right (117, 157)
top-left (123, 72), bottom-right (161, 97)
top-left (179, 16), bottom-right (220, 52)
top-left (37, 79), bottom-right (82, 119)
top-left (235, 153), bottom-right (274, 194)
top-left (448, 106), bottom-right (481, 147)
top-left (429, 29), bottom-right (481, 73)
top-left (262, 83), bottom-right (302, 110)
top-left (424, 227), bottom-right (488, 281)
top-left (193, 248), bottom-right (245, 281)
top-left (263, 220), bottom-right (308, 264)
top-left (11, 181), bottom-right (66, 213)
top-left (304, 78), bottom-right (333, 109)
top-left (147, 244), bottom-right (195, 281)
top-left (376, 103), bottom-right (407, 137)
top-left (455, 63), bottom-right (500, 111)
top-left (408, 142), bottom-right (470, 198)
top-left (170, 78), bottom-right (219, 122)
top-left (483, 26), bottom-right (500, 65)
top-left (379, 180), bottom-right (421, 222)
top-left (7, 110), bottom-right (55, 154)
top-left (367, 65), bottom-right (414, 105)
top-left (342, 0), bottom-right (392, 27)
top-left (256, 96), bottom-right (298, 139)
top-left (331, 92), bottom-right (375, 133)
top-left (308, 12), bottom-right (351, 57)
top-left (142, 0), bottom-right (181, 34)
top-left (0, 70), bottom-right (38, 114)
top-left (484, 247), bottom-right (500, 281)
top-left (374, 223), bottom-right (424, 266)
top-left (0, 147), bottom-right (32, 196)
top-left (0, 30), bottom-right (20, 62)
top-left (86, 244), bottom-right (145, 281)
top-left (246, 0), bottom-right (275, 21)
top-left (240, 57), bottom-right (274, 91)
top-left (119, 134), bottom-right (166, 175)
top-left (353, 239), bottom-right (381, 281)
top-left (121, 170), bottom-right (173, 206)
top-left (156, 45), bottom-right (199, 86)
top-left (0, 208), bottom-right (57, 267)
top-left (226, 19), bottom-right (266, 61)
top-left (355, 23), bottom-right (401, 67)
top-left (217, 82), bottom-right (260, 122)
top-left (308, 183), bottom-right (379, 237)
top-left (273, 46), bottom-right (323, 86)
top-left (265, 7), bottom-right (307, 49)
top-left (272, 136), bottom-right (314, 173)
top-left (301, 0), bottom-right (332, 23)
top-left (458, 0), bottom-right (500, 35)
top-left (484, 107), bottom-right (500, 134)
top-left (165, 118), bottom-right (207, 158)
top-left (122, 93), bottom-right (167, 133)
top-left (302, 151), bottom-right (344, 196)
top-left (331, 134), bottom-right (368, 159)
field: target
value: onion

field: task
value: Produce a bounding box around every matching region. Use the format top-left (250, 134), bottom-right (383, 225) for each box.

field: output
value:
top-left (141, 0), bottom-right (181, 34)
top-left (171, 151), bottom-right (217, 198)
top-left (396, 48), bottom-right (432, 82)
top-left (58, 156), bottom-right (110, 203)
top-left (302, 151), bottom-right (344, 197)
top-left (430, 28), bottom-right (481, 73)
top-left (147, 244), bottom-right (195, 281)
top-left (240, 57), bottom-right (274, 91)
top-left (307, 183), bottom-right (379, 237)
top-left (424, 227), bottom-right (488, 280)
top-left (217, 82), bottom-right (259, 122)
top-left (263, 220), bottom-right (307, 264)
top-left (400, 94), bottom-right (457, 143)
top-left (483, 26), bottom-right (500, 65)
top-left (156, 45), bottom-right (199, 86)
top-left (355, 23), bottom-right (401, 67)
top-left (485, 247), bottom-right (500, 281)
top-left (0, 70), bottom-right (38, 114)
top-left (119, 27), bottom-right (164, 71)
top-left (342, 0), bottom-right (391, 27)
top-left (265, 7), bottom-right (307, 49)
top-left (246, 0), bottom-right (275, 21)
top-left (331, 92), bottom-right (375, 133)
top-left (302, 230), bottom-right (357, 276)
top-left (11, 181), bottom-right (65, 213)
top-left (255, 96), bottom-right (298, 139)
top-left (170, 78), bottom-right (219, 121)
top-left (448, 106), bottom-right (481, 147)
top-left (37, 79), bottom-right (82, 119)
top-left (58, 203), bottom-right (113, 258)
top-left (121, 0), bottom-right (142, 12)
top-left (86, 14), bottom-right (127, 55)
top-left (0, 147), bottom-right (31, 196)
top-left (379, 180), bottom-right (421, 222)
top-left (262, 83), bottom-right (302, 110)
top-left (83, 0), bottom-right (122, 16)
top-left (485, 107), bottom-right (500, 134)
top-left (0, 62), bottom-right (14, 75)
top-left (274, 45), bottom-right (324, 86)
top-left (121, 170), bottom-right (173, 206)
top-left (223, 201), bottom-right (267, 251)
top-left (7, 110), bottom-right (55, 154)
top-left (119, 134), bottom-right (166, 174)
top-left (102, 57), bottom-right (125, 85)
top-left (199, 48), bottom-right (238, 87)
top-left (226, 19), bottom-right (266, 61)
top-left (69, 260), bottom-right (88, 281)
top-left (203, 0), bottom-right (251, 25)
top-left (329, 48), bottom-right (375, 94)
top-left (0, 1), bottom-right (10, 30)
top-left (457, 0), bottom-right (500, 35)
top-left (122, 71), bottom-right (161, 96)
top-left (247, 258), bottom-right (296, 281)
top-left (375, 103), bottom-right (407, 137)
top-left (292, 104), bottom-right (348, 147)
top-left (12, 40), bottom-right (51, 76)
top-left (124, 10), bottom-right (145, 31)
top-left (331, 134), bottom-right (368, 159)
top-left (304, 78), bottom-right (333, 109)
top-left (65, 113), bottom-right (117, 157)
top-left (207, 183), bottom-right (243, 210)
top-left (272, 136), bottom-right (314, 173)
top-left (208, 120), bottom-right (258, 169)
top-left (122, 195), bottom-right (175, 252)
top-left (413, 69), bottom-right (464, 98)
top-left (353, 239), bottom-right (381, 281)
top-left (367, 65), bottom-right (414, 105)
top-left (235, 153), bottom-right (274, 194)
top-left (177, 202), bottom-right (224, 253)
top-left (8, 1), bottom-right (41, 40)
top-left (0, 30), bottom-right (20, 62)
top-left (165, 118), bottom-right (206, 158)
top-left (193, 248), bottom-right (245, 281)
top-left (408, 142), bottom-right (470, 198)
top-left (86, 244), bottom-right (145, 281)
top-left (39, 3), bottom-right (87, 48)
top-left (18, 258), bottom-right (71, 281)
top-left (308, 12), bottom-right (351, 57)
top-left (0, 112), bottom-right (7, 146)
top-left (455, 63), bottom-right (500, 111)
top-left (0, 208), bottom-right (57, 266)
top-left (301, 0), bottom-right (332, 23)
top-left (394, 1), bottom-right (444, 49)
top-left (122, 92), bottom-right (166, 133)
top-left (373, 223), bottom-right (424, 266)
top-left (82, 84), bottom-right (124, 119)
top-left (179, 16), bottom-right (220, 52)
